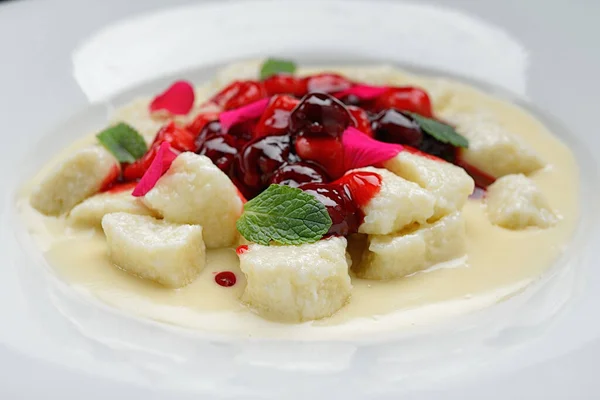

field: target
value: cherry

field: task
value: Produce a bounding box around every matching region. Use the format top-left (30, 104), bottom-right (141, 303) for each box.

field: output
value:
top-left (419, 136), bottom-right (457, 162)
top-left (122, 122), bottom-right (194, 181)
top-left (233, 135), bottom-right (292, 197)
top-left (263, 74), bottom-right (307, 97)
top-left (294, 136), bottom-right (345, 179)
top-left (347, 105), bottom-right (374, 137)
top-left (269, 162), bottom-right (329, 187)
top-left (290, 92), bottom-right (353, 138)
top-left (299, 171), bottom-right (382, 237)
top-left (304, 73), bottom-right (353, 94)
top-left (372, 87), bottom-right (433, 117)
top-left (187, 112), bottom-right (220, 137)
top-left (371, 109), bottom-right (423, 147)
top-left (194, 119), bottom-right (222, 150)
top-left (196, 133), bottom-right (238, 173)
top-left (209, 80), bottom-right (267, 110)
top-left (300, 182), bottom-right (360, 237)
top-left (254, 95), bottom-right (299, 138)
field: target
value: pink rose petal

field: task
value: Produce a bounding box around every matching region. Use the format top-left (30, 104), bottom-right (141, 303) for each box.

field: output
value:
top-left (334, 84), bottom-right (388, 101)
top-left (342, 126), bottom-right (403, 171)
top-left (132, 142), bottom-right (178, 197)
top-left (219, 97), bottom-right (270, 131)
top-left (150, 81), bottom-right (195, 115)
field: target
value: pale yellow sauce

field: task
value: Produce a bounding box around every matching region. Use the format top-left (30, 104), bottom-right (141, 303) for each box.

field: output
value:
top-left (16, 68), bottom-right (580, 339)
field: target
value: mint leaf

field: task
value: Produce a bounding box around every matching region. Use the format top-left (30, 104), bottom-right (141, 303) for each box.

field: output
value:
top-left (236, 185), bottom-right (332, 246)
top-left (409, 113), bottom-right (469, 148)
top-left (260, 58), bottom-right (297, 80)
top-left (97, 123), bottom-right (148, 163)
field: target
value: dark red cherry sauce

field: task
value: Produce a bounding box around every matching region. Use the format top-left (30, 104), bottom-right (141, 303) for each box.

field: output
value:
top-left (300, 171), bottom-right (382, 236)
top-left (184, 73), bottom-right (475, 241)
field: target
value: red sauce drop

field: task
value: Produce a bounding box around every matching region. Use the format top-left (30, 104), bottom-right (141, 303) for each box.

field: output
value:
top-left (215, 271), bottom-right (237, 287)
top-left (236, 245), bottom-right (249, 256)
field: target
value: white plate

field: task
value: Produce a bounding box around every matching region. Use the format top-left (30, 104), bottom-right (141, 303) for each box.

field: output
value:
top-left (1, 0), bottom-right (599, 398)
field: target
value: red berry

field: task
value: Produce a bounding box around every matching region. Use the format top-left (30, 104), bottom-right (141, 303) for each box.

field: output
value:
top-left (269, 162), bottom-right (329, 187)
top-left (154, 121), bottom-right (196, 152)
top-left (290, 93), bottom-right (353, 138)
top-left (122, 122), bottom-right (192, 181)
top-left (263, 74), bottom-right (307, 97)
top-left (371, 109), bottom-right (423, 147)
top-left (194, 119), bottom-right (223, 151)
top-left (299, 171), bottom-right (382, 237)
top-left (373, 87), bottom-right (433, 117)
top-left (294, 136), bottom-right (345, 179)
top-left (208, 80), bottom-right (267, 110)
top-left (196, 133), bottom-right (238, 173)
top-left (347, 105), bottom-right (374, 137)
top-left (304, 73), bottom-right (353, 93)
top-left (187, 112), bottom-right (219, 137)
top-left (233, 135), bottom-right (292, 197)
top-left (254, 95), bottom-right (299, 138)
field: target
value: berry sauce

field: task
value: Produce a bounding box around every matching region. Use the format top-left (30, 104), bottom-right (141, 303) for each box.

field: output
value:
top-left (300, 171), bottom-right (382, 236)
top-left (215, 271), bottom-right (237, 287)
top-left (130, 72), bottom-right (478, 241)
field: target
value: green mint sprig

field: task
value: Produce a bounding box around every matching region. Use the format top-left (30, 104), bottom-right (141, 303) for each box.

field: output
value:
top-left (236, 185), bottom-right (332, 246)
top-left (409, 113), bottom-right (469, 148)
top-left (96, 122), bottom-right (148, 163)
top-left (260, 58), bottom-right (297, 80)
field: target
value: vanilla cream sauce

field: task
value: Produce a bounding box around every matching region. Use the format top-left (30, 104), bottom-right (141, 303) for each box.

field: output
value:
top-left (16, 68), bottom-right (580, 339)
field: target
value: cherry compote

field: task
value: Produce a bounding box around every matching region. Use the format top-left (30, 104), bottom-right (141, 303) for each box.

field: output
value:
top-left (299, 171), bottom-right (382, 236)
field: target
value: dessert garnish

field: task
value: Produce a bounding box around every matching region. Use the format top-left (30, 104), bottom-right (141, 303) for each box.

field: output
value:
top-left (132, 142), bottom-right (178, 197)
top-left (260, 58), bottom-right (297, 79)
top-left (236, 184), bottom-right (332, 245)
top-left (96, 123), bottom-right (147, 163)
top-left (149, 80), bottom-right (195, 115)
top-left (341, 126), bottom-right (403, 170)
top-left (219, 97), bottom-right (270, 131)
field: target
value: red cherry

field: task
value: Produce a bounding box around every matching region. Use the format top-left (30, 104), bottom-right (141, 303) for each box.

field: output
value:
top-left (208, 80), bottom-right (267, 110)
top-left (295, 136), bottom-right (345, 179)
top-left (347, 105), bottom-right (374, 137)
top-left (289, 93), bottom-right (353, 138)
top-left (196, 133), bottom-right (239, 173)
top-left (233, 135), bottom-right (292, 197)
top-left (187, 112), bottom-right (219, 137)
top-left (224, 81), bottom-right (267, 110)
top-left (305, 73), bottom-right (353, 93)
top-left (122, 122), bottom-right (193, 181)
top-left (300, 171), bottom-right (382, 237)
top-left (263, 74), bottom-right (307, 97)
top-left (155, 121), bottom-right (196, 152)
top-left (371, 109), bottom-right (423, 147)
top-left (373, 87), bottom-right (433, 117)
top-left (269, 162), bottom-right (329, 187)
top-left (254, 95), bottom-right (300, 138)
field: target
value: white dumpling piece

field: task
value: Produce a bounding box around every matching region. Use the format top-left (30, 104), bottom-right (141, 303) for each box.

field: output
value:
top-left (238, 237), bottom-right (352, 322)
top-left (30, 146), bottom-right (119, 216)
top-left (69, 187), bottom-right (153, 226)
top-left (485, 174), bottom-right (557, 229)
top-left (446, 113), bottom-right (545, 178)
top-left (142, 152), bottom-right (243, 249)
top-left (101, 212), bottom-right (206, 288)
top-left (384, 151), bottom-right (474, 219)
top-left (355, 212), bottom-right (467, 280)
top-left (356, 167), bottom-right (436, 235)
